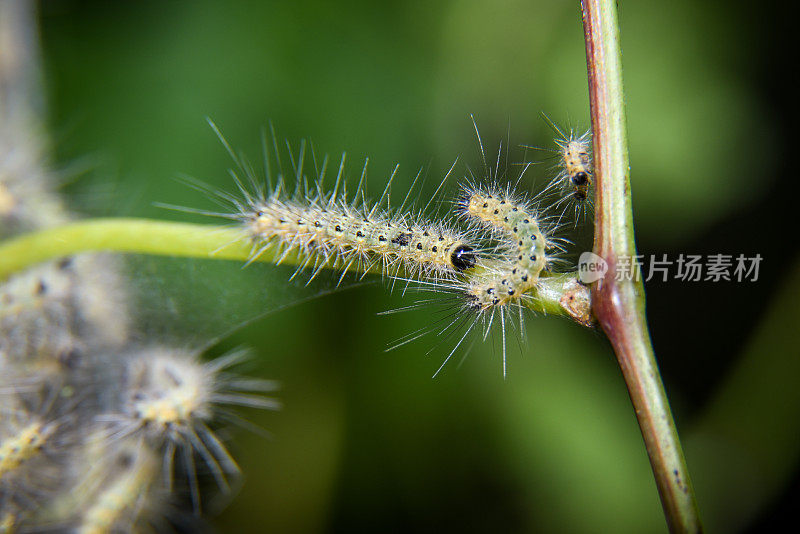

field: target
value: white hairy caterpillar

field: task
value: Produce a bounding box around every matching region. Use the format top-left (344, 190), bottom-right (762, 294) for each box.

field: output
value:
top-left (456, 118), bottom-right (565, 310)
top-left (526, 115), bottom-right (594, 223)
top-left (172, 122), bottom-right (480, 290)
top-left (1, 512), bottom-right (14, 532)
top-left (0, 417), bottom-right (58, 485)
top-left (0, 388), bottom-right (69, 519)
top-left (0, 255), bottom-right (129, 379)
top-left (94, 347), bottom-right (279, 513)
top-left (0, 152), bottom-right (70, 240)
top-left (556, 129), bottom-right (593, 206)
top-left (393, 186), bottom-right (552, 378)
top-left (244, 181), bottom-right (478, 283)
top-left (457, 186), bottom-right (548, 309)
top-left (74, 437), bottom-right (160, 534)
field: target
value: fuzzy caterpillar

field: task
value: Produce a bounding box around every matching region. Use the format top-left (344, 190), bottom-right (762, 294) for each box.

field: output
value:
top-left (458, 187), bottom-right (548, 310)
top-left (526, 115), bottom-right (594, 223)
top-left (0, 415), bottom-right (59, 519)
top-left (0, 393), bottom-right (65, 522)
top-left (381, 119), bottom-right (572, 378)
top-left (180, 123), bottom-right (479, 287)
top-left (384, 182), bottom-right (557, 378)
top-left (2, 13), bottom-right (276, 527)
top-left (0, 255), bottom-right (130, 378)
top-left (245, 189), bottom-right (477, 283)
top-left (95, 347), bottom-right (279, 512)
top-left (76, 440), bottom-right (159, 534)
top-left (1, 511), bottom-right (14, 532)
top-left (0, 151), bottom-right (70, 241)
top-left (556, 129), bottom-right (593, 202)
top-left (0, 419), bottom-right (57, 477)
top-left (187, 122), bottom-right (571, 378)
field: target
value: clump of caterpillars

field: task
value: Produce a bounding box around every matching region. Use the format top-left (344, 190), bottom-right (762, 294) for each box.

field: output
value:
top-left (2, 108), bottom-right (277, 534)
top-left (180, 118), bottom-right (587, 378)
top-left (2, 111), bottom-right (594, 531)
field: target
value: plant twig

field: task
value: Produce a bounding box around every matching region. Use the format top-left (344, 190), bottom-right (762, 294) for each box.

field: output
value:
top-left (0, 218), bottom-right (592, 324)
top-left (580, 1), bottom-right (702, 532)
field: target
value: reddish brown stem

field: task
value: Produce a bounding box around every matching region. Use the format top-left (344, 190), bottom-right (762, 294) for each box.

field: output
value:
top-left (581, 1), bottom-right (702, 532)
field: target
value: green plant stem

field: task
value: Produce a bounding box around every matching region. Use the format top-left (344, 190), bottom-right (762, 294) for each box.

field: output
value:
top-left (580, 1), bottom-right (702, 532)
top-left (0, 218), bottom-right (592, 324)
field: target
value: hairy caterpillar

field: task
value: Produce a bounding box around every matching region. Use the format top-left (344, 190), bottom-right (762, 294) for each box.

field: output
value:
top-left (458, 186), bottom-right (548, 309)
top-left (244, 179), bottom-right (478, 282)
top-left (0, 153), bottom-right (70, 240)
top-left (0, 255), bottom-right (130, 379)
top-left (0, 388), bottom-right (71, 520)
top-left (402, 185), bottom-right (552, 378)
top-left (0, 413), bottom-right (59, 518)
top-left (1, 511), bottom-right (14, 532)
top-left (75, 437), bottom-right (160, 534)
top-left (94, 347), bottom-right (279, 512)
top-left (171, 122), bottom-right (479, 289)
top-left (525, 115), bottom-right (594, 223)
top-left (2, 12), bottom-right (279, 526)
top-left (0, 419), bottom-right (57, 478)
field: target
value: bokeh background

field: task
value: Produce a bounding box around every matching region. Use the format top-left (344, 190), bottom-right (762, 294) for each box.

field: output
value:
top-left (30, 0), bottom-right (797, 532)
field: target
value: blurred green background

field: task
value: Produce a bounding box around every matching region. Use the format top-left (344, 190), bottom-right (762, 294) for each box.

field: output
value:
top-left (34, 0), bottom-right (797, 532)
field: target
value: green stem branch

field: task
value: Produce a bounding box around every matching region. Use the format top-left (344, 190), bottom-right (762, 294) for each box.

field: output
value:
top-left (581, 1), bottom-right (702, 532)
top-left (0, 218), bottom-right (592, 324)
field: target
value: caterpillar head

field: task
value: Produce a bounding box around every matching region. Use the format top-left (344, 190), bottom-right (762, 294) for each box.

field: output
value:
top-left (449, 244), bottom-right (476, 271)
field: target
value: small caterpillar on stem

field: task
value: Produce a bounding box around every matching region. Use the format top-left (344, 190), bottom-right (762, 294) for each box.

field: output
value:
top-left (0, 380), bottom-right (78, 521)
top-left (526, 114), bottom-right (594, 224)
